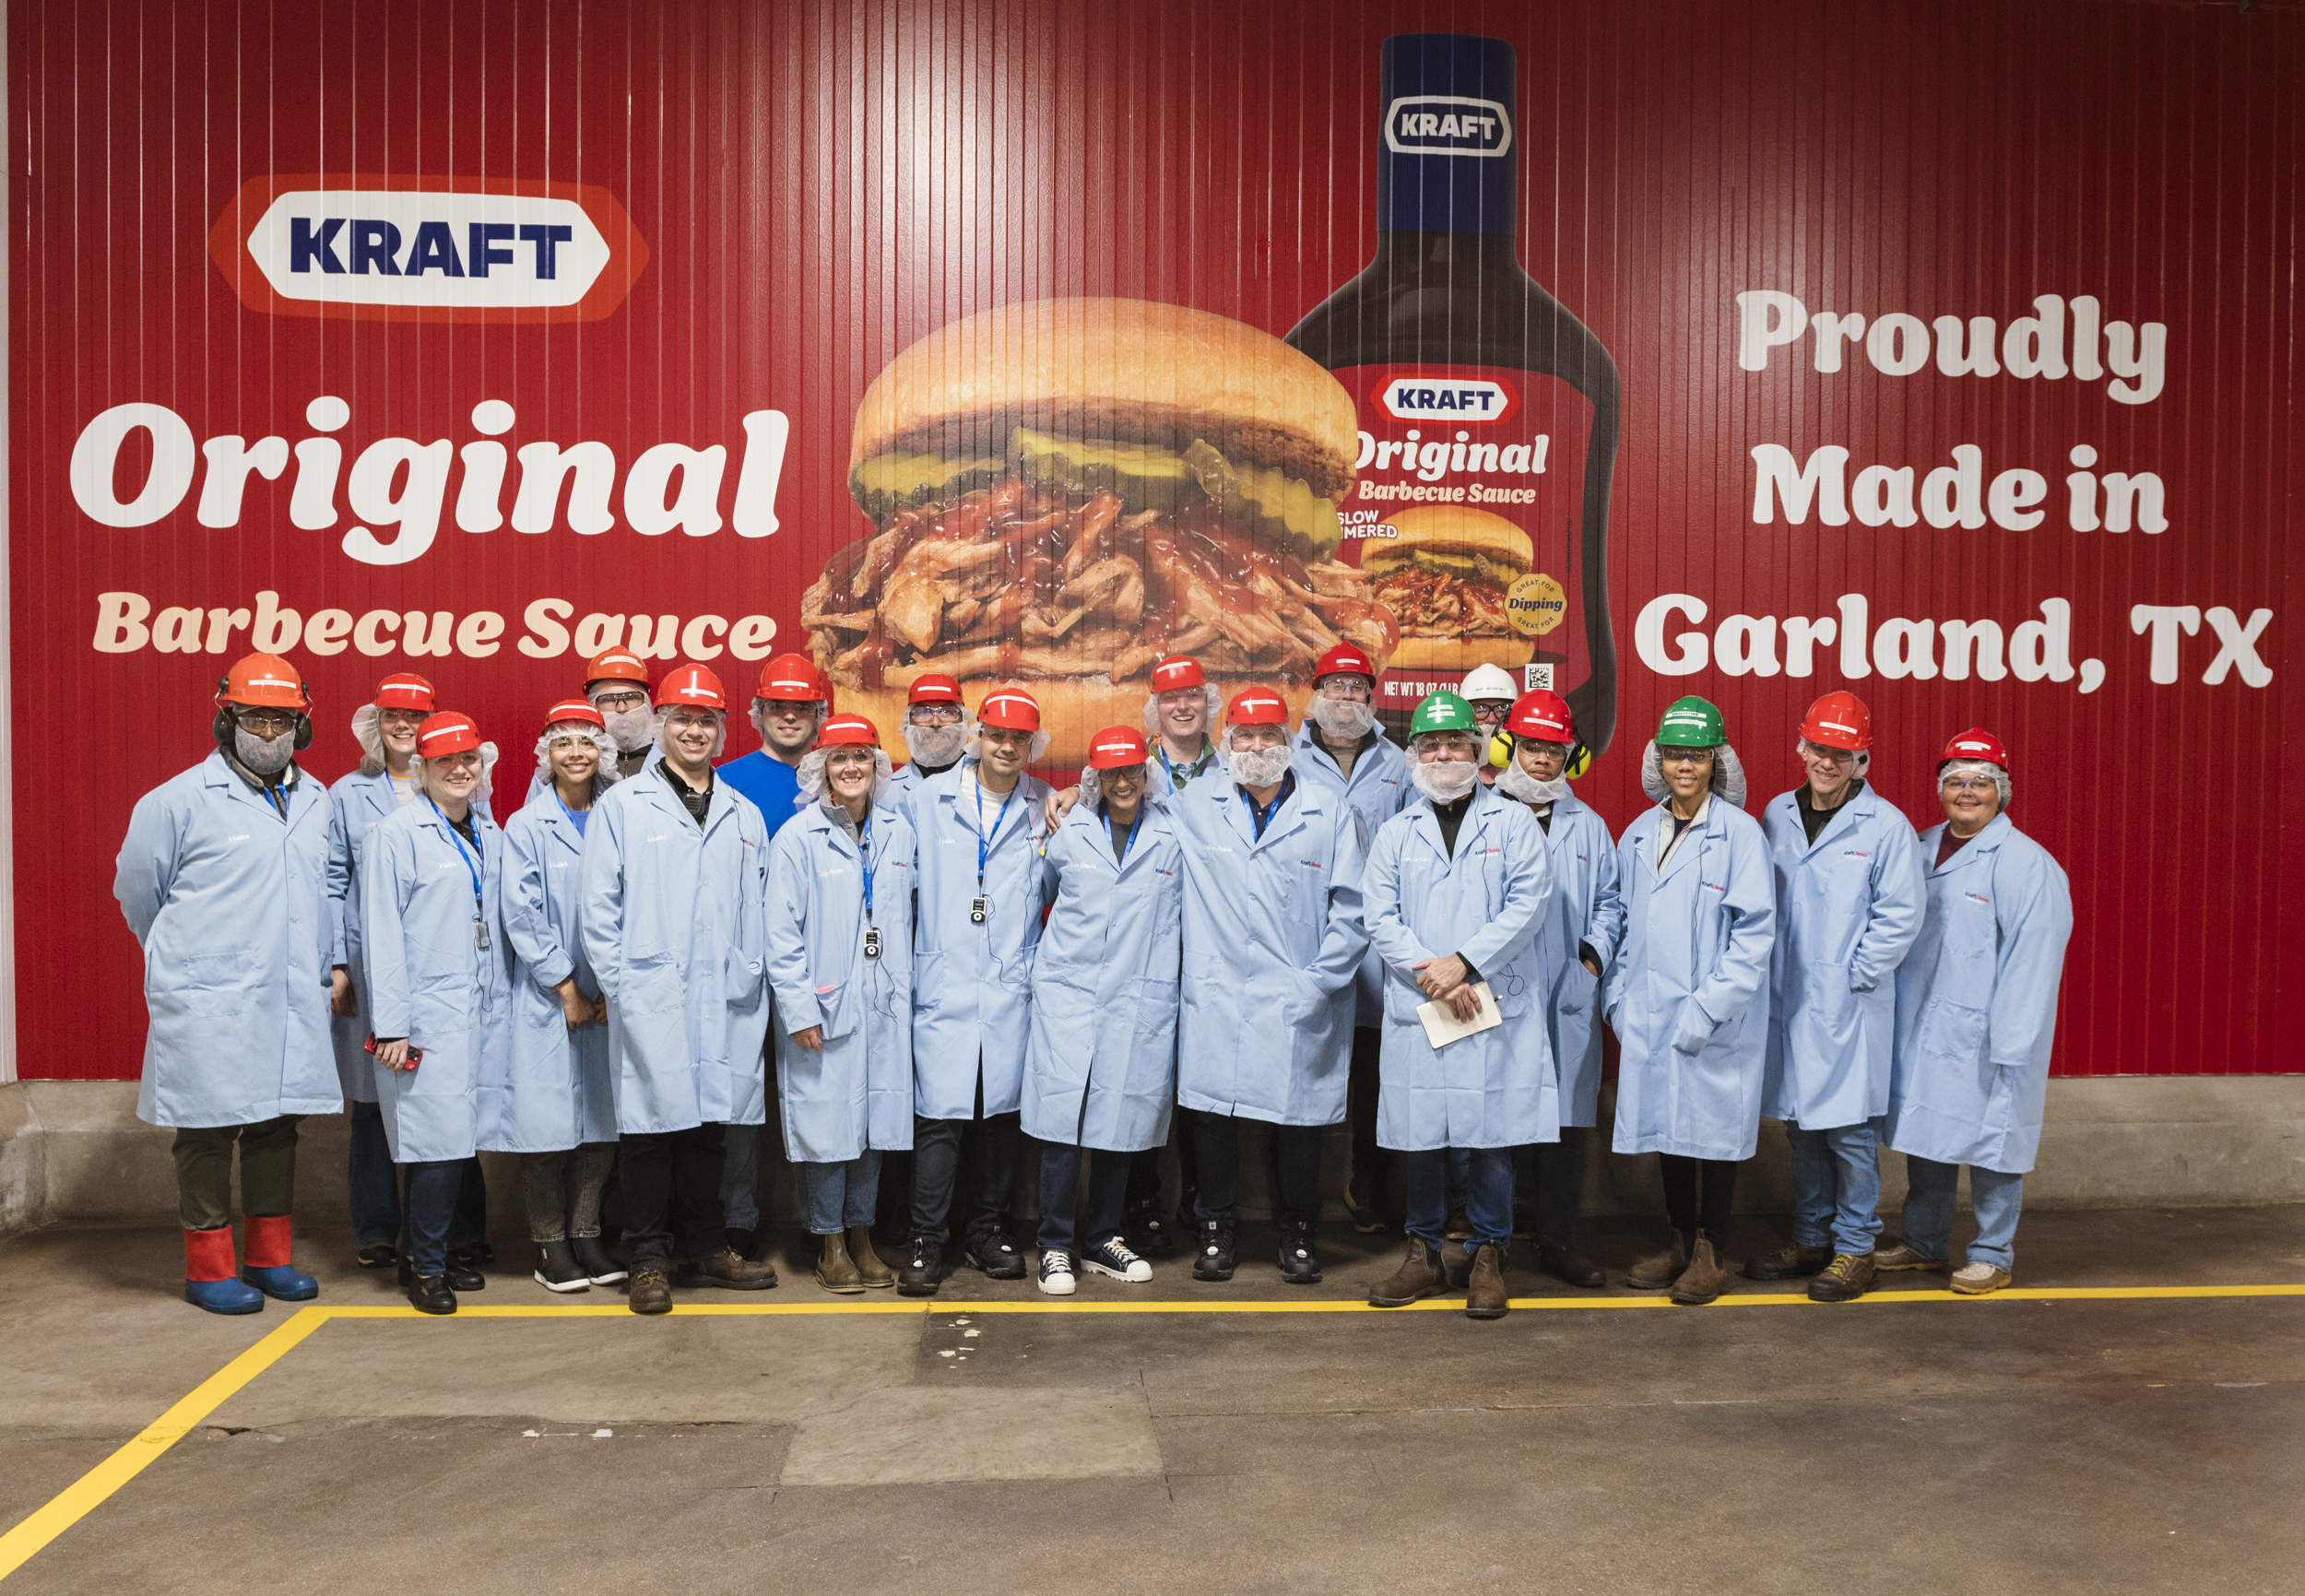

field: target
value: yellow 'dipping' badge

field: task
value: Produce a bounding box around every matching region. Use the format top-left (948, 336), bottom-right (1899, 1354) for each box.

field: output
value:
top-left (1506, 572), bottom-right (1566, 637)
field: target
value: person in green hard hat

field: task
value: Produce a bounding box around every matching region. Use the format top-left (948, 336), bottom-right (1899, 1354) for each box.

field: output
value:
top-left (1602, 696), bottom-right (1776, 1305)
top-left (1362, 692), bottom-right (1557, 1319)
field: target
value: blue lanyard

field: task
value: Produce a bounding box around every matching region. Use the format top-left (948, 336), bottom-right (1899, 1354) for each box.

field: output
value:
top-left (1240, 774), bottom-right (1291, 840)
top-left (858, 816), bottom-right (875, 923)
top-left (1105, 805), bottom-right (1141, 866)
top-left (975, 775), bottom-right (1016, 894)
top-left (428, 798), bottom-right (485, 913)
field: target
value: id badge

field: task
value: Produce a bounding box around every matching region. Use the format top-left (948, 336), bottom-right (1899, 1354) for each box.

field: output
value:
top-left (863, 928), bottom-right (882, 960)
top-left (475, 916), bottom-right (491, 952)
top-left (970, 896), bottom-right (987, 925)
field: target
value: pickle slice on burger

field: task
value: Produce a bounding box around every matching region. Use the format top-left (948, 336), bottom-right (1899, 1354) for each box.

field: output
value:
top-left (804, 297), bottom-right (1400, 769)
top-left (1361, 504), bottom-right (1534, 670)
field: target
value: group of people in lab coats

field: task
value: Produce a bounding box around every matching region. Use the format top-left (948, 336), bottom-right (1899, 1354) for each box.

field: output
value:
top-left (115, 641), bottom-right (2070, 1321)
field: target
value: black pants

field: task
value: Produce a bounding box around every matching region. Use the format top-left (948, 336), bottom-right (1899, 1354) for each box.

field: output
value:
top-left (1659, 1153), bottom-right (1740, 1247)
top-left (911, 1069), bottom-right (1019, 1244)
top-left (619, 1122), bottom-right (729, 1267)
top-left (1038, 1145), bottom-right (1134, 1254)
top-left (1194, 1114), bottom-right (1322, 1229)
top-left (1347, 1026), bottom-right (1384, 1178)
top-left (171, 1117), bottom-right (301, 1232)
top-left (1527, 1127), bottom-right (1589, 1248)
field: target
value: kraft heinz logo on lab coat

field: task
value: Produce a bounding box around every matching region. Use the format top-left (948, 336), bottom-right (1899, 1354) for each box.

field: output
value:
top-left (208, 174), bottom-right (649, 323)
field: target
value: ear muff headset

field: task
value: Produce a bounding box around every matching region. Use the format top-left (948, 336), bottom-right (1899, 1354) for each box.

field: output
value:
top-left (214, 682), bottom-right (315, 751)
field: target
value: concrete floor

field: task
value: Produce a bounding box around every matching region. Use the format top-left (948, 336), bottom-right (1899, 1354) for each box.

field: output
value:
top-left (2, 1207), bottom-right (2301, 1595)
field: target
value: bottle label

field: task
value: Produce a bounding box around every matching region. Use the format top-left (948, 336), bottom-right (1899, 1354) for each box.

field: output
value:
top-left (1332, 361), bottom-right (1597, 733)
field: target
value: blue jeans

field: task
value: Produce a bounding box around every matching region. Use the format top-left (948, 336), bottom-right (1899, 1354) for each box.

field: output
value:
top-left (1901, 1155), bottom-right (2025, 1271)
top-left (349, 1100), bottom-right (401, 1247)
top-left (723, 1122), bottom-right (762, 1233)
top-left (1037, 1145), bottom-right (1132, 1255)
top-left (1787, 1117), bottom-right (1884, 1256)
top-left (795, 1152), bottom-right (882, 1236)
top-left (1417, 1148), bottom-right (1513, 1251)
top-left (403, 1160), bottom-right (465, 1277)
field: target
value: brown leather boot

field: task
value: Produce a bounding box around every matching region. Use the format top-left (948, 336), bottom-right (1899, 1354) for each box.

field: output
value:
top-left (815, 1232), bottom-right (864, 1293)
top-left (1670, 1231), bottom-right (1728, 1305)
top-left (1625, 1231), bottom-right (1690, 1290)
top-left (697, 1247), bottom-right (777, 1290)
top-left (626, 1264), bottom-right (673, 1315)
top-left (1807, 1250), bottom-right (1876, 1302)
top-left (847, 1225), bottom-right (894, 1289)
top-left (1367, 1236), bottom-right (1446, 1306)
top-left (1464, 1245), bottom-right (1509, 1319)
top-left (1743, 1241), bottom-right (1831, 1282)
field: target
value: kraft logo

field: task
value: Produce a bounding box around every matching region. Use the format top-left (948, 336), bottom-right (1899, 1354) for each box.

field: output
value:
top-left (1383, 96), bottom-right (1513, 158)
top-left (1376, 376), bottom-right (1518, 425)
top-left (208, 174), bottom-right (647, 324)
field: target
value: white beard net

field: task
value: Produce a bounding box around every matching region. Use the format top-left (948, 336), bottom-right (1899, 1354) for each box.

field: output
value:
top-left (598, 704), bottom-right (657, 754)
top-left (1496, 758), bottom-right (1568, 806)
top-left (1311, 696), bottom-right (1377, 741)
top-left (1639, 740), bottom-right (1749, 810)
top-left (1940, 758), bottom-right (2012, 809)
top-left (1228, 741), bottom-right (1294, 788)
top-left (798, 746), bottom-right (893, 810)
top-left (1142, 685), bottom-right (1224, 738)
top-left (534, 723), bottom-right (621, 793)
top-left (1410, 758), bottom-right (1481, 803)
top-left (903, 715), bottom-right (971, 769)
top-left (234, 726), bottom-right (296, 776)
top-left (653, 707), bottom-right (728, 761)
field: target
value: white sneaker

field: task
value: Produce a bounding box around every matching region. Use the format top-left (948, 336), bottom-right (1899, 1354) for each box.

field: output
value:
top-left (1037, 1250), bottom-right (1077, 1295)
top-left (1082, 1237), bottom-right (1153, 1283)
top-left (1950, 1260), bottom-right (2011, 1295)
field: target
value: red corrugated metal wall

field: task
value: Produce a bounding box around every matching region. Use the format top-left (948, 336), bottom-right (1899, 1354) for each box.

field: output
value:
top-left (10, 0), bottom-right (2299, 1078)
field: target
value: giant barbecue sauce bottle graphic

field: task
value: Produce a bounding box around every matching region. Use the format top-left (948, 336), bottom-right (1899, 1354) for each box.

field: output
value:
top-left (1287, 32), bottom-right (1620, 756)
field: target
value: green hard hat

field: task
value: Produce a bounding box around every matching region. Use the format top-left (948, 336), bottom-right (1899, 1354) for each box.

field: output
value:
top-left (1654, 695), bottom-right (1727, 748)
top-left (1409, 691), bottom-right (1478, 738)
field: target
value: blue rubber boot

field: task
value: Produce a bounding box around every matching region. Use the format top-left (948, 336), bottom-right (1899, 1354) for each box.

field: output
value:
top-left (184, 1224), bottom-right (264, 1314)
top-left (185, 1275), bottom-right (266, 1314)
top-left (239, 1215), bottom-right (318, 1300)
top-left (239, 1264), bottom-right (318, 1301)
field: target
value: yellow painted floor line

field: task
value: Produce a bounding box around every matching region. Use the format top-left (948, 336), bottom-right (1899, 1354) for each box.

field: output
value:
top-left (4, 1281), bottom-right (2299, 1581)
top-left (0, 1304), bottom-right (331, 1581)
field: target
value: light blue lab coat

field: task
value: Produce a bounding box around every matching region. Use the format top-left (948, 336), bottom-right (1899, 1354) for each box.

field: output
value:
top-left (1173, 774), bottom-right (1368, 1126)
top-left (1886, 816), bottom-right (2074, 1175)
top-left (765, 799), bottom-right (918, 1163)
top-left (1759, 783), bottom-right (1926, 1129)
top-left (1525, 791), bottom-right (1626, 1129)
top-left (114, 751), bottom-right (341, 1129)
top-left (1605, 797), bottom-right (1778, 1162)
top-left (908, 761), bottom-right (1054, 1120)
top-left (1294, 723), bottom-right (1411, 1022)
top-left (1021, 798), bottom-right (1185, 1153)
top-left (578, 769), bottom-right (773, 1136)
top-left (1364, 783), bottom-right (1556, 1150)
top-left (325, 768), bottom-right (404, 1104)
top-left (490, 786), bottom-right (617, 1152)
top-left (361, 799), bottom-right (510, 1164)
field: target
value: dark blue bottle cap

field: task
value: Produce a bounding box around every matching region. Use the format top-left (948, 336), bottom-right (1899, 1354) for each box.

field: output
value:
top-left (1377, 33), bottom-right (1517, 237)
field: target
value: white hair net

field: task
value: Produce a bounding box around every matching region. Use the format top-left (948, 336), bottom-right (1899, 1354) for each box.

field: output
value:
top-left (654, 705), bottom-right (729, 761)
top-left (967, 722), bottom-right (1053, 763)
top-left (351, 703), bottom-right (429, 778)
top-left (1939, 758), bottom-right (2012, 809)
top-left (798, 745), bottom-right (893, 811)
top-left (1143, 683), bottom-right (1224, 735)
top-left (535, 719), bottom-right (621, 797)
top-left (1076, 757), bottom-right (1173, 809)
top-left (1640, 739), bottom-right (1749, 810)
top-left (412, 741), bottom-right (500, 809)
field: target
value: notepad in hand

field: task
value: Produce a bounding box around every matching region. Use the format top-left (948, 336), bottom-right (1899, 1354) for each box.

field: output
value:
top-left (1417, 982), bottom-right (1502, 1048)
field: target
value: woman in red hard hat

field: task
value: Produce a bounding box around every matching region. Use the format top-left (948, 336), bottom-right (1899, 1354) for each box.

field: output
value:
top-left (115, 655), bottom-right (337, 1314)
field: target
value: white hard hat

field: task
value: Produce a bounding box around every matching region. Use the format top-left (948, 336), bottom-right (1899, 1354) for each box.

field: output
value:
top-left (1459, 663), bottom-right (1519, 703)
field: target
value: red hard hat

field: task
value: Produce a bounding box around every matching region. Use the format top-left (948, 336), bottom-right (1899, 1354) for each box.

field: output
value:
top-left (585, 649), bottom-right (650, 687)
top-left (373, 673), bottom-right (436, 714)
top-left (659, 663), bottom-right (728, 712)
top-left (1313, 643), bottom-right (1377, 681)
top-left (1151, 656), bottom-right (1207, 693)
top-left (817, 714), bottom-right (881, 749)
top-left (908, 674), bottom-right (964, 706)
top-left (1506, 690), bottom-right (1576, 745)
top-left (977, 688), bottom-right (1043, 732)
top-left (218, 653), bottom-right (310, 712)
top-left (543, 698), bottom-right (606, 731)
top-left (1937, 727), bottom-right (2009, 772)
top-left (1088, 726), bottom-right (1149, 769)
top-left (1225, 686), bottom-right (1290, 727)
top-left (416, 712), bottom-right (482, 758)
top-left (1799, 691), bottom-right (1874, 751)
top-left (757, 653), bottom-right (825, 703)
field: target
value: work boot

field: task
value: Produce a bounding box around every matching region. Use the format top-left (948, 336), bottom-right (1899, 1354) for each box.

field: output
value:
top-left (238, 1215), bottom-right (318, 1301)
top-left (743, 1225), bottom-right (779, 1267)
top-left (1277, 1220), bottom-right (1322, 1285)
top-left (1464, 1244), bottom-right (1509, 1319)
top-left (1744, 1241), bottom-right (1831, 1282)
top-left (1192, 1218), bottom-right (1236, 1282)
top-left (571, 1234), bottom-right (627, 1285)
top-left (1123, 1201), bottom-right (1179, 1259)
top-left (1625, 1231), bottom-right (1691, 1290)
top-left (408, 1254), bottom-right (486, 1293)
top-left (1808, 1251), bottom-right (1877, 1302)
top-left (897, 1235), bottom-right (943, 1297)
top-left (815, 1232), bottom-right (864, 1294)
top-left (1537, 1245), bottom-right (1606, 1288)
top-left (1367, 1236), bottom-right (1446, 1307)
top-left (356, 1240), bottom-right (397, 1270)
top-left (627, 1264), bottom-right (673, 1315)
top-left (847, 1225), bottom-right (894, 1289)
top-left (697, 1247), bottom-right (778, 1290)
top-left (963, 1228), bottom-right (1027, 1280)
top-left (1442, 1240), bottom-right (1476, 1292)
top-left (453, 1239), bottom-right (496, 1269)
top-left (533, 1237), bottom-right (592, 1293)
top-left (1345, 1168), bottom-right (1386, 1234)
top-left (183, 1227), bottom-right (264, 1316)
top-left (1873, 1239), bottom-right (1946, 1271)
top-left (1670, 1232), bottom-right (1728, 1306)
top-left (1950, 1260), bottom-right (2012, 1295)
top-left (406, 1273), bottom-right (458, 1316)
